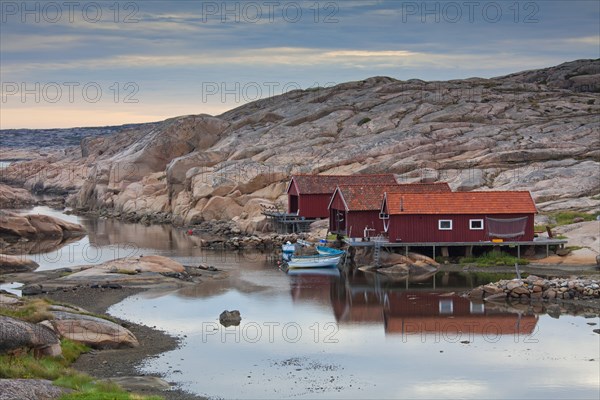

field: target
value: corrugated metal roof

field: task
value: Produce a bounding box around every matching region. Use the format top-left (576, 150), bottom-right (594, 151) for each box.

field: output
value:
top-left (385, 191), bottom-right (537, 214)
top-left (290, 174), bottom-right (397, 194)
top-left (335, 183), bottom-right (451, 211)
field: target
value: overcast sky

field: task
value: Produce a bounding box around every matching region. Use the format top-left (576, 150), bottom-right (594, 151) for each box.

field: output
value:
top-left (1, 0), bottom-right (598, 129)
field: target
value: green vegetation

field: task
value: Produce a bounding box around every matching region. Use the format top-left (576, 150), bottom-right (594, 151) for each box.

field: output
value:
top-left (535, 211), bottom-right (599, 230)
top-left (0, 339), bottom-right (89, 380)
top-left (459, 252), bottom-right (529, 267)
top-left (116, 269), bottom-right (138, 275)
top-left (0, 298), bottom-right (116, 325)
top-left (0, 298), bottom-right (53, 323)
top-left (552, 211), bottom-right (598, 226)
top-left (1, 299), bottom-right (160, 400)
top-left (591, 194), bottom-right (600, 200)
top-left (0, 336), bottom-right (160, 400)
top-left (566, 246), bottom-right (584, 251)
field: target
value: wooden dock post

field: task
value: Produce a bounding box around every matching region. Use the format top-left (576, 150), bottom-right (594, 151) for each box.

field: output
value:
top-left (441, 246), bottom-right (449, 258)
top-left (465, 245), bottom-right (473, 257)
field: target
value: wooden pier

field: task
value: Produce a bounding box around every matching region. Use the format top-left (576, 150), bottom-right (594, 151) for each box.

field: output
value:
top-left (261, 204), bottom-right (317, 233)
top-left (344, 238), bottom-right (568, 259)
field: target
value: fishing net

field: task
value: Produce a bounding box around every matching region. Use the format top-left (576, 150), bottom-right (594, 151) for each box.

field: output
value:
top-left (486, 216), bottom-right (529, 239)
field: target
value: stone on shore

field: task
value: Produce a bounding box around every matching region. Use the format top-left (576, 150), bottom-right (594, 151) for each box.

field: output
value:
top-left (0, 316), bottom-right (62, 357)
top-left (0, 254), bottom-right (39, 273)
top-left (0, 183), bottom-right (34, 209)
top-left (220, 310), bottom-right (241, 327)
top-left (468, 277), bottom-right (600, 301)
top-left (59, 255), bottom-right (187, 287)
top-left (0, 379), bottom-right (70, 400)
top-left (46, 311), bottom-right (139, 349)
top-left (0, 212), bottom-right (86, 239)
top-left (102, 376), bottom-right (171, 392)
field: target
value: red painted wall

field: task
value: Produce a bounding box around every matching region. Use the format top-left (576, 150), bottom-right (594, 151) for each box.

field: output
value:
top-left (298, 194), bottom-right (331, 218)
top-left (387, 213), bottom-right (535, 242)
top-left (346, 211), bottom-right (385, 237)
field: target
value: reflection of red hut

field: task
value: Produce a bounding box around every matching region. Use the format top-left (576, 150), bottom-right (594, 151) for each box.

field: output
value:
top-left (383, 292), bottom-right (538, 335)
top-left (332, 289), bottom-right (385, 324)
top-left (288, 272), bottom-right (339, 307)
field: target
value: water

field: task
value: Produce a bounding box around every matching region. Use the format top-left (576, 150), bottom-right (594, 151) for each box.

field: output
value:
top-left (12, 206), bottom-right (215, 271)
top-left (10, 206), bottom-right (600, 399)
top-left (110, 267), bottom-right (600, 399)
top-left (0, 281), bottom-right (23, 296)
top-left (0, 161), bottom-right (11, 169)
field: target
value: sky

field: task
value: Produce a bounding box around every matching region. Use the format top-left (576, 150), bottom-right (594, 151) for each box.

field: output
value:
top-left (0, 0), bottom-right (599, 129)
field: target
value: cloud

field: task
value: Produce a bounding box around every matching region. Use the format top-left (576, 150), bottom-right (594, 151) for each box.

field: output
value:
top-left (0, 46), bottom-right (565, 75)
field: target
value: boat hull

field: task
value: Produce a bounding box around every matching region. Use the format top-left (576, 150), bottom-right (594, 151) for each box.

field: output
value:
top-left (316, 245), bottom-right (345, 256)
top-left (286, 255), bottom-right (341, 268)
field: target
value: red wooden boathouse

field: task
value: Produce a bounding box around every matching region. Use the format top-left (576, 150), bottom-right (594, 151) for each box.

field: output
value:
top-left (380, 191), bottom-right (536, 242)
top-left (328, 182), bottom-right (451, 237)
top-left (287, 174), bottom-right (397, 219)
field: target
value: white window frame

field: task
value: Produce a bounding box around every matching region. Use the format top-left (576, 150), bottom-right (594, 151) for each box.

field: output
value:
top-left (439, 299), bottom-right (454, 315)
top-left (438, 219), bottom-right (453, 230)
top-left (379, 212), bottom-right (389, 220)
top-left (469, 219), bottom-right (484, 230)
top-left (470, 302), bottom-right (485, 314)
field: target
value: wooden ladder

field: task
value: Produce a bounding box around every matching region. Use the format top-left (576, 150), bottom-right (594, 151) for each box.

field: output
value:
top-left (373, 241), bottom-right (382, 267)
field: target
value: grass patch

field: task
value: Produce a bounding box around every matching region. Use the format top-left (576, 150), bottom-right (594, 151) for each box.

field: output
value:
top-left (460, 252), bottom-right (529, 267)
top-left (0, 339), bottom-right (88, 379)
top-left (0, 298), bottom-right (54, 323)
top-left (550, 211), bottom-right (599, 226)
top-left (0, 339), bottom-right (160, 400)
top-left (116, 269), bottom-right (138, 275)
top-left (1, 298), bottom-right (157, 399)
top-left (566, 246), bottom-right (584, 251)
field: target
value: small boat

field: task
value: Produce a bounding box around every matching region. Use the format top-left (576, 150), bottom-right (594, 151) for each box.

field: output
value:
top-left (286, 254), bottom-right (342, 269)
top-left (281, 241), bottom-right (296, 261)
top-left (296, 239), bottom-right (315, 247)
top-left (286, 267), bottom-right (341, 277)
top-left (316, 245), bottom-right (345, 256)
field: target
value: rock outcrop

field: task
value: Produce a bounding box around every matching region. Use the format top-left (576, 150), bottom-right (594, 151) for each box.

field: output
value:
top-left (0, 254), bottom-right (39, 273)
top-left (0, 183), bottom-right (34, 208)
top-left (219, 310), bottom-right (242, 327)
top-left (0, 316), bottom-right (62, 357)
top-left (467, 275), bottom-right (600, 301)
top-left (45, 311), bottom-right (139, 349)
top-left (0, 212), bottom-right (86, 239)
top-left (2, 59), bottom-right (598, 231)
top-left (0, 379), bottom-right (69, 400)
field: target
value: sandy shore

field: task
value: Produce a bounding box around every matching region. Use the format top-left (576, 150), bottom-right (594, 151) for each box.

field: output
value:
top-left (39, 287), bottom-right (207, 400)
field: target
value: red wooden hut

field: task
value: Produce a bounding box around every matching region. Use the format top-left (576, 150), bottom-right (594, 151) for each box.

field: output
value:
top-left (328, 182), bottom-right (451, 237)
top-left (380, 191), bottom-right (537, 242)
top-left (286, 174), bottom-right (397, 219)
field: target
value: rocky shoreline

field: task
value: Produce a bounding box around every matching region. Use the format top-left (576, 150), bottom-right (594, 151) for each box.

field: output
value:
top-left (467, 275), bottom-right (600, 316)
top-left (41, 287), bottom-right (207, 400)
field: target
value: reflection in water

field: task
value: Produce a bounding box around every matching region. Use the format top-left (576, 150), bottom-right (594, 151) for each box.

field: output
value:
top-left (112, 265), bottom-right (599, 400)
top-left (12, 207), bottom-right (599, 398)
top-left (287, 270), bottom-right (539, 336)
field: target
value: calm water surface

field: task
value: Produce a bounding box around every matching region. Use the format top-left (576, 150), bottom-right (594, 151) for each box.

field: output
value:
top-left (110, 266), bottom-right (600, 399)
top-left (14, 207), bottom-right (600, 399)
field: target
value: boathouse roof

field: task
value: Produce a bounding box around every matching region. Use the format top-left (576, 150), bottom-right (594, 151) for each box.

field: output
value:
top-left (288, 174), bottom-right (397, 195)
top-left (330, 182), bottom-right (451, 211)
top-left (383, 191), bottom-right (537, 215)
